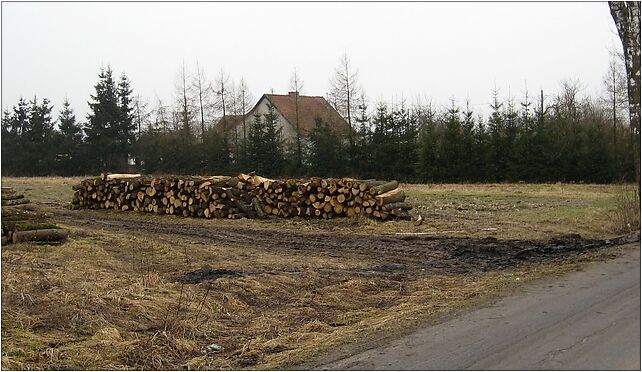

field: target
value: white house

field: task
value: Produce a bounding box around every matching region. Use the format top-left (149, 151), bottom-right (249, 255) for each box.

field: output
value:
top-left (216, 92), bottom-right (352, 144)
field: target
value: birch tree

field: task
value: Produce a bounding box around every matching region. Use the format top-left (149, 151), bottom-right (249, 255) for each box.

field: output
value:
top-left (609, 1), bottom-right (641, 191)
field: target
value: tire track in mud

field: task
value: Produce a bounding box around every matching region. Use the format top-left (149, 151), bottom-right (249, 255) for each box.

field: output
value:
top-left (55, 210), bottom-right (637, 276)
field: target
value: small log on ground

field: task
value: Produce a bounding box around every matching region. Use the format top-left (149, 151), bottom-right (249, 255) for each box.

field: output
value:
top-left (2, 193), bottom-right (25, 200)
top-left (2, 204), bottom-right (37, 212)
top-left (1, 198), bottom-right (30, 206)
top-left (11, 229), bottom-right (69, 244)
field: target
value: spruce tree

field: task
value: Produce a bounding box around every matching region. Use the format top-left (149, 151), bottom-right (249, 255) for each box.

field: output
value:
top-left (22, 97), bottom-right (56, 175)
top-left (261, 104), bottom-right (284, 176)
top-left (441, 100), bottom-right (463, 182)
top-left (246, 106), bottom-right (284, 177)
top-left (461, 102), bottom-right (476, 181)
top-left (117, 73), bottom-right (136, 163)
top-left (57, 99), bottom-right (84, 175)
top-left (307, 117), bottom-right (345, 177)
top-left (487, 89), bottom-right (506, 181)
top-left (417, 106), bottom-right (439, 182)
top-left (85, 66), bottom-right (122, 171)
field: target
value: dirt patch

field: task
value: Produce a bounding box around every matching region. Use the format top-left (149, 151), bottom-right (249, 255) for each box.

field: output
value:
top-left (55, 210), bottom-right (634, 276)
top-left (177, 268), bottom-right (243, 284)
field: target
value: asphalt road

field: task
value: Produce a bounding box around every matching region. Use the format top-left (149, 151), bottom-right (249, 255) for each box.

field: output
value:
top-left (322, 245), bottom-right (640, 370)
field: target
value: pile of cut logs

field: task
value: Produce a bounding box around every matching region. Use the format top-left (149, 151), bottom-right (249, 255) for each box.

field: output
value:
top-left (2, 187), bottom-right (69, 244)
top-left (70, 173), bottom-right (413, 221)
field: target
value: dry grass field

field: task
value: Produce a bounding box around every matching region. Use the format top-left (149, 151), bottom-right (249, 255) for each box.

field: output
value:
top-left (1, 177), bottom-right (639, 370)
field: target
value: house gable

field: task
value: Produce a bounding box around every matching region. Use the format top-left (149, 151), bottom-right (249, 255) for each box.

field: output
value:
top-left (217, 93), bottom-right (352, 143)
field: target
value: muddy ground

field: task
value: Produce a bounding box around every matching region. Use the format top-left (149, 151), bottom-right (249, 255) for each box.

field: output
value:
top-left (55, 209), bottom-right (637, 280)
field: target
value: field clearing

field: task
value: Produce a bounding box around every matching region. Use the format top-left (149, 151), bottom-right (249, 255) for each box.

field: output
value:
top-left (1, 177), bottom-right (639, 370)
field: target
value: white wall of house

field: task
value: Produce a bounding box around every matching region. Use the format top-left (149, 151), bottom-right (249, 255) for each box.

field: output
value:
top-left (243, 96), bottom-right (297, 143)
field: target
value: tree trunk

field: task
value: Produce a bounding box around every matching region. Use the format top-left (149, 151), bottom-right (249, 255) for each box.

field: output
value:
top-left (609, 1), bottom-right (641, 194)
top-left (11, 229), bottom-right (69, 244)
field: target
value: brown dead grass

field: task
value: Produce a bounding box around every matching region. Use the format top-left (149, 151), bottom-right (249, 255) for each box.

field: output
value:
top-left (1, 177), bottom-right (638, 370)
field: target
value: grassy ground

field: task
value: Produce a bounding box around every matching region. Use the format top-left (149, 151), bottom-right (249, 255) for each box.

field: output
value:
top-left (2, 177), bottom-right (636, 238)
top-left (1, 177), bottom-right (638, 370)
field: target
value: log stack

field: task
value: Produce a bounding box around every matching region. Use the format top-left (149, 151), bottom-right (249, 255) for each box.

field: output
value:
top-left (70, 173), bottom-right (413, 221)
top-left (2, 187), bottom-right (69, 244)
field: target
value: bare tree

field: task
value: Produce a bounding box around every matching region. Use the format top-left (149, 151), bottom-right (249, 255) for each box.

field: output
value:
top-left (192, 60), bottom-right (214, 140)
top-left (290, 68), bottom-right (304, 168)
top-left (132, 94), bottom-right (150, 139)
top-left (176, 61), bottom-right (193, 138)
top-left (228, 81), bottom-right (239, 159)
top-left (153, 95), bottom-right (170, 133)
top-left (602, 50), bottom-right (629, 147)
top-left (215, 68), bottom-right (231, 126)
top-left (237, 78), bottom-right (253, 142)
top-left (328, 53), bottom-right (361, 130)
top-left (609, 1), bottom-right (640, 192)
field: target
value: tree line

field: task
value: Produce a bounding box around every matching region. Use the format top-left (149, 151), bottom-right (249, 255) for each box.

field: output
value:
top-left (1, 54), bottom-right (637, 183)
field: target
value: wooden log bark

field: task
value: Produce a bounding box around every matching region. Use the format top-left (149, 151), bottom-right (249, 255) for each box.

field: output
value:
top-left (370, 180), bottom-right (399, 195)
top-left (105, 173), bottom-right (142, 181)
top-left (71, 174), bottom-right (411, 221)
top-left (11, 229), bottom-right (68, 244)
top-left (375, 188), bottom-right (405, 206)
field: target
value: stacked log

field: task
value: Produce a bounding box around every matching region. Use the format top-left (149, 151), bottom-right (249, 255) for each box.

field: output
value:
top-left (70, 173), bottom-right (413, 221)
top-left (1, 187), bottom-right (68, 244)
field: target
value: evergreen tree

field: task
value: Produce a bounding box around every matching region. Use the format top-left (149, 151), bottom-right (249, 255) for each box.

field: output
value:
top-left (370, 103), bottom-right (394, 179)
top-left (353, 95), bottom-right (371, 176)
top-left (504, 96), bottom-right (520, 180)
top-left (203, 128), bottom-right (232, 175)
top-left (472, 116), bottom-right (490, 182)
top-left (440, 100), bottom-right (463, 181)
top-left (416, 104), bottom-right (439, 182)
top-left (56, 99), bottom-right (85, 175)
top-left (25, 97), bottom-right (56, 174)
top-left (487, 89), bottom-right (506, 181)
top-left (117, 73), bottom-right (136, 160)
top-left (307, 117), bottom-right (345, 177)
top-left (460, 102), bottom-right (476, 181)
top-left (393, 104), bottom-right (418, 181)
top-left (85, 66), bottom-right (123, 171)
top-left (246, 105), bottom-right (284, 177)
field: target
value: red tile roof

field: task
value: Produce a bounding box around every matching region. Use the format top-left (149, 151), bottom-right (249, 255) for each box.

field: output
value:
top-left (263, 93), bottom-right (352, 136)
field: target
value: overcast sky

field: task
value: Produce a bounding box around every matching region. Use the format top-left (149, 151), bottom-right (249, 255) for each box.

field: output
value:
top-left (2, 2), bottom-right (623, 120)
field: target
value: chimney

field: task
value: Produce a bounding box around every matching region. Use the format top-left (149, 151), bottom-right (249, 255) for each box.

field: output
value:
top-left (288, 91), bottom-right (299, 98)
